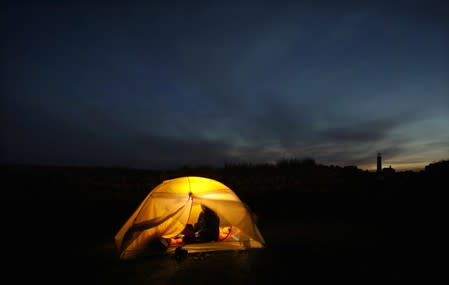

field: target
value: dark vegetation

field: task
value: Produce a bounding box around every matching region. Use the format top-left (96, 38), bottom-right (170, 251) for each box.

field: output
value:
top-left (3, 158), bottom-right (447, 283)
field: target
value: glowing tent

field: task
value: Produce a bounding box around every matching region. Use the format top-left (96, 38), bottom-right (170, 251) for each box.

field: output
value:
top-left (115, 176), bottom-right (266, 259)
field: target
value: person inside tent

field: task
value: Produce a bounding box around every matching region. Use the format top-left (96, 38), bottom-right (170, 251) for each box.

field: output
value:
top-left (193, 205), bottom-right (220, 242)
top-left (166, 205), bottom-right (221, 246)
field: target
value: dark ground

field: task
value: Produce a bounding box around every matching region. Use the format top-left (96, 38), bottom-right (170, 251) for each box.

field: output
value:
top-left (3, 162), bottom-right (444, 284)
top-left (6, 211), bottom-right (413, 284)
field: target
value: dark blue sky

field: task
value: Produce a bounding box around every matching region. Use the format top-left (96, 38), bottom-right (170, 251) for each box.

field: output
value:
top-left (2, 0), bottom-right (448, 171)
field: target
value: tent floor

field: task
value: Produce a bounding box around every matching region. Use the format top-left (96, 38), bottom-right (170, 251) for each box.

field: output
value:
top-left (166, 240), bottom-right (257, 254)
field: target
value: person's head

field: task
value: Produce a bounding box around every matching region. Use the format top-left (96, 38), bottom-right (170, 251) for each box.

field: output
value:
top-left (202, 205), bottom-right (215, 215)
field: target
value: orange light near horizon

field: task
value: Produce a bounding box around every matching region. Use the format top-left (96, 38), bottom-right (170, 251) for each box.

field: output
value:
top-left (360, 161), bottom-right (427, 172)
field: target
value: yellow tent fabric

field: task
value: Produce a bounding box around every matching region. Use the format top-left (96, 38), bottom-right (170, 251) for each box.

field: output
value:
top-left (115, 176), bottom-right (266, 259)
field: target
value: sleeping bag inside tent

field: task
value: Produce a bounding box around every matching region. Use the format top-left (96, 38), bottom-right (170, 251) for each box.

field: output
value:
top-left (114, 176), bottom-right (266, 260)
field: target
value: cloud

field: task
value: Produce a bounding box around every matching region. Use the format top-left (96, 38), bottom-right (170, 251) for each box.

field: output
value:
top-left (3, 0), bottom-right (448, 171)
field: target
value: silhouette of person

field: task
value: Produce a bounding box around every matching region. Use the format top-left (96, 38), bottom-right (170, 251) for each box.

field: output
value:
top-left (180, 224), bottom-right (195, 244)
top-left (194, 205), bottom-right (220, 242)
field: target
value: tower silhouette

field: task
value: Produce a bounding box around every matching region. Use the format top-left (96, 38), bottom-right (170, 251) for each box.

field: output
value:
top-left (377, 152), bottom-right (382, 173)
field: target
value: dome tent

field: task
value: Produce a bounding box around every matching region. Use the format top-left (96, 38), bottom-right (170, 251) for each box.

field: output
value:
top-left (115, 176), bottom-right (266, 259)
